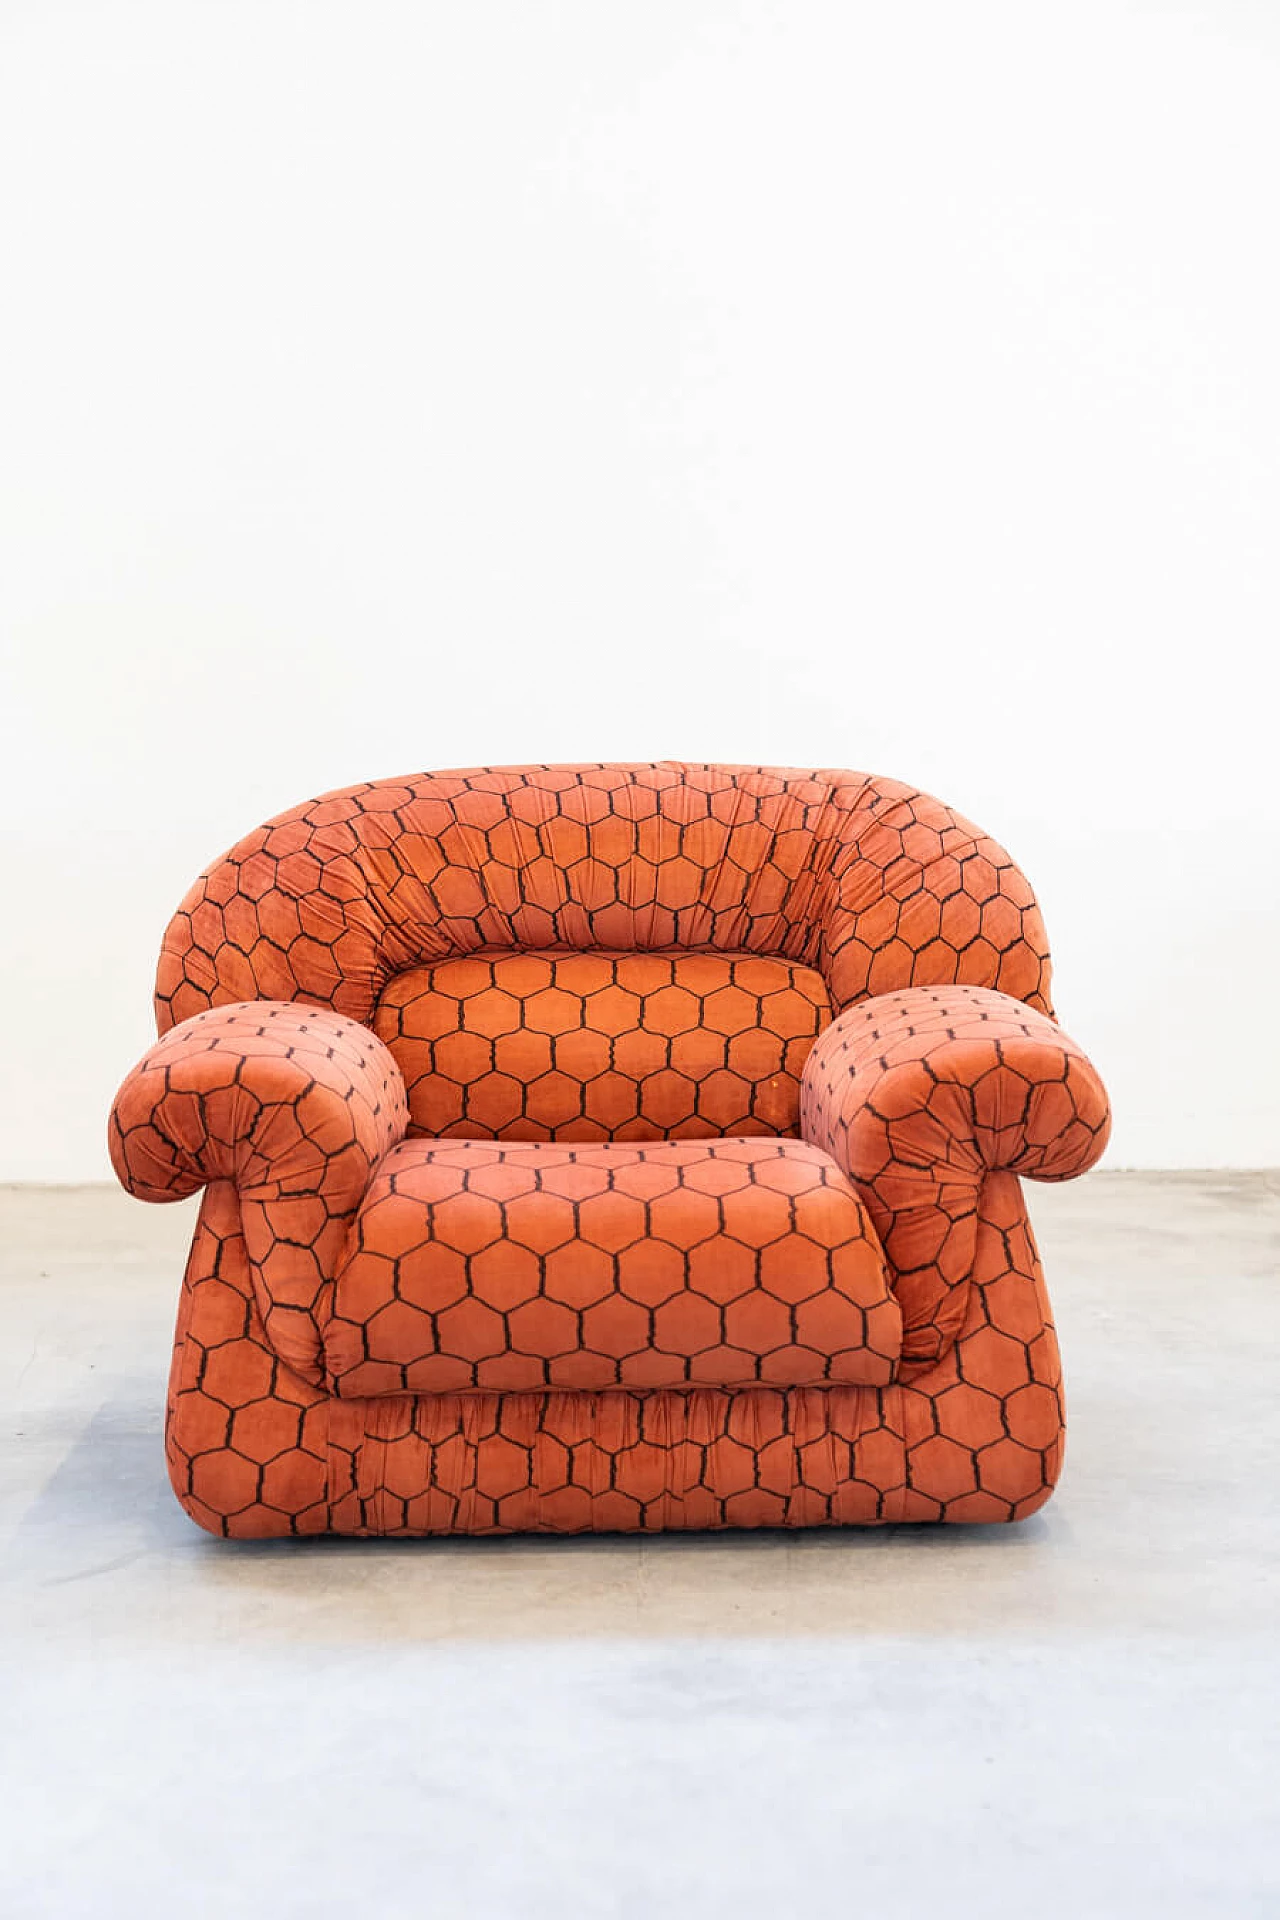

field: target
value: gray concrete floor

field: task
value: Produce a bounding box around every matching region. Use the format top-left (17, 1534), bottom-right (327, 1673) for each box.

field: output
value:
top-left (1, 1175), bottom-right (1277, 1919)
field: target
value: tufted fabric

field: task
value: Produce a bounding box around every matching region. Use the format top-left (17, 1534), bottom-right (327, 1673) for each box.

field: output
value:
top-left (109, 762), bottom-right (1107, 1540)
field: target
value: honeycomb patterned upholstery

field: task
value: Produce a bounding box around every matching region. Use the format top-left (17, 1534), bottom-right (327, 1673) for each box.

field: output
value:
top-left (148, 1170), bottom-right (1064, 1536)
top-left (109, 1002), bottom-right (408, 1383)
top-left (325, 1137), bottom-right (901, 1397)
top-left (109, 762), bottom-right (1109, 1539)
top-left (801, 985), bottom-right (1110, 1373)
top-left (155, 762), bottom-right (1054, 1029)
top-left (374, 950), bottom-right (831, 1141)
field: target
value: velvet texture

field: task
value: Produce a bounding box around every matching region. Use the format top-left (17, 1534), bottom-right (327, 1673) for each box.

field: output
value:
top-left (109, 763), bottom-right (1109, 1537)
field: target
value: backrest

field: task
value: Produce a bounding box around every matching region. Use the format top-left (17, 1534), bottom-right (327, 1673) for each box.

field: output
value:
top-left (374, 949), bottom-right (830, 1140)
top-left (156, 762), bottom-right (1053, 1140)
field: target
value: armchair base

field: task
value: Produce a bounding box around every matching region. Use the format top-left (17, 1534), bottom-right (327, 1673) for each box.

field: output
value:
top-left (167, 1175), bottom-right (1063, 1537)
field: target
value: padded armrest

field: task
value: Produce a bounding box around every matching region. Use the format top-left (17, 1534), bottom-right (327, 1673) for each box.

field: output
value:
top-left (109, 1001), bottom-right (409, 1205)
top-left (109, 1002), bottom-right (410, 1379)
top-left (800, 986), bottom-right (1109, 1369)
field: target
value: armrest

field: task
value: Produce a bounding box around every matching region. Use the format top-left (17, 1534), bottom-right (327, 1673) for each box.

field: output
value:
top-left (109, 1002), bottom-right (410, 1379)
top-left (800, 985), bottom-right (1109, 1369)
top-left (109, 1001), bottom-right (409, 1206)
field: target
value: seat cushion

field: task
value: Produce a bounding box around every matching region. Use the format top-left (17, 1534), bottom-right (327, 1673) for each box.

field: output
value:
top-left (324, 1137), bottom-right (900, 1397)
top-left (372, 950), bottom-right (831, 1142)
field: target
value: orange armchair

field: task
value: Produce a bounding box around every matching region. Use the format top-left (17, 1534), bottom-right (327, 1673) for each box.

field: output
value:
top-left (109, 763), bottom-right (1109, 1538)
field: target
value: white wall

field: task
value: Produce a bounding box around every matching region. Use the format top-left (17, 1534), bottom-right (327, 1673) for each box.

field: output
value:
top-left (2, 0), bottom-right (1277, 1180)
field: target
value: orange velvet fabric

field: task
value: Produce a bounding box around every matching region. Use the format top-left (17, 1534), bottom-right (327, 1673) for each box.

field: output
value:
top-left (374, 950), bottom-right (829, 1140)
top-left (108, 761), bottom-right (1107, 1539)
top-left (154, 1171), bottom-right (1062, 1536)
top-left (325, 1137), bottom-right (899, 1397)
top-left (801, 985), bottom-right (1110, 1372)
top-left (155, 762), bottom-right (1053, 1029)
top-left (109, 1002), bottom-right (408, 1380)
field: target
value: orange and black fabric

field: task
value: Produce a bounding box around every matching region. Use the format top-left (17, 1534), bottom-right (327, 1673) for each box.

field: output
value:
top-left (325, 1136), bottom-right (900, 1398)
top-left (109, 763), bottom-right (1109, 1538)
top-left (376, 951), bottom-right (830, 1141)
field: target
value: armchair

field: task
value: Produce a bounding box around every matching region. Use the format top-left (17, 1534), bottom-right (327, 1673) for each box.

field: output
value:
top-left (109, 762), bottom-right (1109, 1537)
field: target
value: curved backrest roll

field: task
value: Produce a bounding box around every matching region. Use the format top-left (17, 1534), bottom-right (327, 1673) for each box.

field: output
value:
top-left (155, 762), bottom-right (1053, 1039)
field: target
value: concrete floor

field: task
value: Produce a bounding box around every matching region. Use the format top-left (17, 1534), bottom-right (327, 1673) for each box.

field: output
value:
top-left (1, 1176), bottom-right (1277, 1919)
